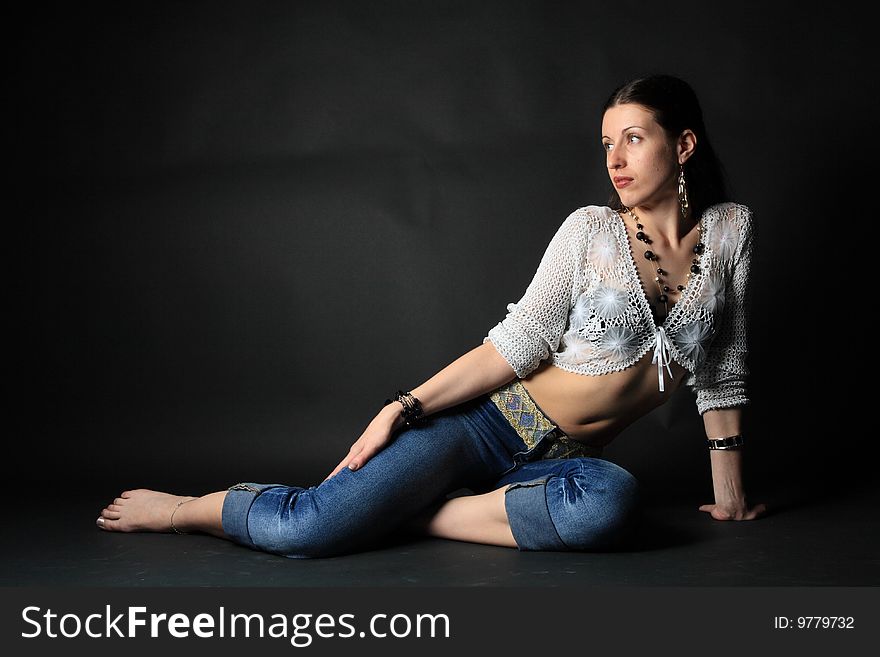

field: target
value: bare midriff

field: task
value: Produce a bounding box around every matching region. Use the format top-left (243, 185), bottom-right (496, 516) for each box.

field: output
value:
top-left (519, 349), bottom-right (690, 448)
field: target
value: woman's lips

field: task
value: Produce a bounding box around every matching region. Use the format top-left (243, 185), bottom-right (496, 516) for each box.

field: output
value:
top-left (613, 177), bottom-right (633, 189)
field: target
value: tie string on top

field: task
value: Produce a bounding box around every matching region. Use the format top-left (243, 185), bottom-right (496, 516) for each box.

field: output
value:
top-left (652, 325), bottom-right (675, 392)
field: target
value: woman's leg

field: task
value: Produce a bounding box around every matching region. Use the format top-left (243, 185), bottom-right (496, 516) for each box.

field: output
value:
top-left (407, 379), bottom-right (642, 552)
top-left (97, 394), bottom-right (528, 558)
top-left (410, 486), bottom-right (517, 548)
top-left (499, 457), bottom-right (641, 551)
top-left (411, 456), bottom-right (642, 552)
top-left (97, 490), bottom-right (228, 539)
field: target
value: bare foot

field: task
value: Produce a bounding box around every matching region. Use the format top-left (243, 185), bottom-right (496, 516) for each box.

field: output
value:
top-left (96, 489), bottom-right (198, 533)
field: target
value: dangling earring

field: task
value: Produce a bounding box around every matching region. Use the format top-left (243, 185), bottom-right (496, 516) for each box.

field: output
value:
top-left (678, 164), bottom-right (690, 220)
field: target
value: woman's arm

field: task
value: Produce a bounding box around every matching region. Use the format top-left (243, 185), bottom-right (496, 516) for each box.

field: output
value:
top-left (407, 341), bottom-right (518, 421)
top-left (686, 204), bottom-right (755, 415)
top-left (324, 211), bottom-right (585, 480)
top-left (323, 341), bottom-right (517, 480)
top-left (699, 407), bottom-right (767, 520)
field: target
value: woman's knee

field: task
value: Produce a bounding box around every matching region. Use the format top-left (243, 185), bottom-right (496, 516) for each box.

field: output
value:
top-left (504, 459), bottom-right (641, 552)
top-left (552, 460), bottom-right (641, 550)
top-left (230, 486), bottom-right (355, 559)
top-left (257, 529), bottom-right (340, 559)
top-left (252, 512), bottom-right (370, 559)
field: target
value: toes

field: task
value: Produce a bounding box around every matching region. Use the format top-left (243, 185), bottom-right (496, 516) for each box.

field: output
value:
top-left (102, 509), bottom-right (122, 520)
top-left (97, 516), bottom-right (124, 531)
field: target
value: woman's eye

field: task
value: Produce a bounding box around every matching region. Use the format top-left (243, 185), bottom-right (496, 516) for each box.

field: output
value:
top-left (628, 134), bottom-right (641, 143)
top-left (603, 143), bottom-right (613, 151)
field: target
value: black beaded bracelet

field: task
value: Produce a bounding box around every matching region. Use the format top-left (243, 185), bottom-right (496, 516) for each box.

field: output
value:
top-left (383, 390), bottom-right (426, 427)
top-left (707, 434), bottom-right (744, 450)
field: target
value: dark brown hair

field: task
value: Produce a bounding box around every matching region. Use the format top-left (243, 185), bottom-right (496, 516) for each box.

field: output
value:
top-left (602, 74), bottom-right (730, 220)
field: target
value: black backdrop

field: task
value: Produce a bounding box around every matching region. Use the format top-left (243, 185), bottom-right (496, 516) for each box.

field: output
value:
top-left (11, 0), bottom-right (875, 501)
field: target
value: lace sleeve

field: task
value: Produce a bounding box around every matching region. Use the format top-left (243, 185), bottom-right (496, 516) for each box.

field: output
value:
top-left (687, 204), bottom-right (756, 415)
top-left (483, 212), bottom-right (582, 379)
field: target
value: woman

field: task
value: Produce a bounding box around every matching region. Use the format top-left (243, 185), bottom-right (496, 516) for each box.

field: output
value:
top-left (96, 74), bottom-right (767, 558)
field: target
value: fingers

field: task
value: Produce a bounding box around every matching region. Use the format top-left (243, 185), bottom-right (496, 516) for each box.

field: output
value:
top-left (323, 447), bottom-right (368, 482)
top-left (698, 504), bottom-right (730, 519)
top-left (737, 503), bottom-right (767, 520)
top-left (747, 502), bottom-right (768, 519)
top-left (323, 443), bottom-right (384, 482)
top-left (346, 450), bottom-right (369, 472)
top-left (321, 422), bottom-right (394, 482)
top-left (340, 447), bottom-right (372, 474)
top-left (323, 462), bottom-right (345, 482)
top-left (699, 502), bottom-right (768, 521)
top-left (698, 504), bottom-right (735, 521)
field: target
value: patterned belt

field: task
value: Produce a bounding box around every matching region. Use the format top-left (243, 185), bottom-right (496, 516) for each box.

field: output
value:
top-left (489, 379), bottom-right (604, 460)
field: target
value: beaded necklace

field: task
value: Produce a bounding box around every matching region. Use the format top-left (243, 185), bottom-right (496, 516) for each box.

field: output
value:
top-left (626, 207), bottom-right (705, 320)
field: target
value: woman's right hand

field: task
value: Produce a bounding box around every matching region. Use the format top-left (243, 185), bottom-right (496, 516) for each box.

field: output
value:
top-left (322, 403), bottom-right (404, 482)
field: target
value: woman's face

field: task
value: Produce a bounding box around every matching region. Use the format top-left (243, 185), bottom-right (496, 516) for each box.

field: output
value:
top-left (601, 103), bottom-right (682, 210)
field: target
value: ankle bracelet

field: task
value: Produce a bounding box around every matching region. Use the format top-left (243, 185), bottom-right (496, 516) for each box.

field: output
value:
top-left (170, 497), bottom-right (196, 534)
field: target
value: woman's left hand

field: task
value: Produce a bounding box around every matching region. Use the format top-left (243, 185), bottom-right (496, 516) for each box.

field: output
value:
top-left (699, 500), bottom-right (768, 521)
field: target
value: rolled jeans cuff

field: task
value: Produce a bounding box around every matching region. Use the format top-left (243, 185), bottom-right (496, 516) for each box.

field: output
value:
top-left (222, 482), bottom-right (284, 549)
top-left (503, 478), bottom-right (568, 551)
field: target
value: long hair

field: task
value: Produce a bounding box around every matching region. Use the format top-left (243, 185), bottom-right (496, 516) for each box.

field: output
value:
top-left (602, 74), bottom-right (731, 220)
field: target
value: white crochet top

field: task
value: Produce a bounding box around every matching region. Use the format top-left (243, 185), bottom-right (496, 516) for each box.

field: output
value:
top-left (483, 202), bottom-right (755, 416)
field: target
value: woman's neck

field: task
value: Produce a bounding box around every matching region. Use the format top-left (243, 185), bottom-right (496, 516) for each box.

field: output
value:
top-left (631, 197), bottom-right (696, 249)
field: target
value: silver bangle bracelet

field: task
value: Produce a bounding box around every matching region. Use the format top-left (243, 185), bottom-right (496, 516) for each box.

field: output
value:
top-left (707, 434), bottom-right (744, 450)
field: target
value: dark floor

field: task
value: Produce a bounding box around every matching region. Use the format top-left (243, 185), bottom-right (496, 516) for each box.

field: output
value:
top-left (3, 479), bottom-right (878, 587)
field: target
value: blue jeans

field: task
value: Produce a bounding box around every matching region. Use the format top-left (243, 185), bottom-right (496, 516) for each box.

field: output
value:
top-left (221, 389), bottom-right (641, 559)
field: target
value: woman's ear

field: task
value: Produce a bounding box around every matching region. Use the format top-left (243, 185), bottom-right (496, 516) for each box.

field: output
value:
top-left (677, 129), bottom-right (697, 164)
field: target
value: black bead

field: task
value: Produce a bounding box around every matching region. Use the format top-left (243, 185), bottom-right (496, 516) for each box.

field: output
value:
top-left (663, 285), bottom-right (670, 292)
top-left (694, 243), bottom-right (705, 254)
top-left (658, 294), bottom-right (668, 303)
top-left (656, 268), bottom-right (663, 274)
top-left (636, 223), bottom-right (643, 230)
top-left (677, 285), bottom-right (685, 291)
top-left (644, 251), bottom-right (655, 260)
top-left (690, 264), bottom-right (700, 274)
top-left (636, 231), bottom-right (646, 241)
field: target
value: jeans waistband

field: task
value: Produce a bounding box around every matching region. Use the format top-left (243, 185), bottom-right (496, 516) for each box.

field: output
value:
top-left (489, 379), bottom-right (604, 460)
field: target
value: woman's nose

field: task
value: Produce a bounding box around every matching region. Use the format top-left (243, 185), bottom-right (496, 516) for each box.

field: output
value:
top-left (607, 148), bottom-right (625, 169)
